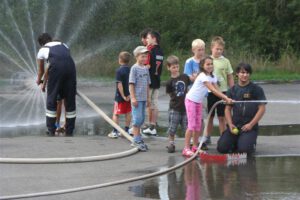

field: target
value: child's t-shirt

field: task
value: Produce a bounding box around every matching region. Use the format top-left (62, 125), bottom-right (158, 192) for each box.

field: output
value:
top-left (186, 72), bottom-right (217, 103)
top-left (129, 64), bottom-right (151, 101)
top-left (212, 56), bottom-right (233, 92)
top-left (184, 57), bottom-right (200, 78)
top-left (146, 45), bottom-right (164, 89)
top-left (166, 74), bottom-right (191, 113)
top-left (115, 65), bottom-right (130, 103)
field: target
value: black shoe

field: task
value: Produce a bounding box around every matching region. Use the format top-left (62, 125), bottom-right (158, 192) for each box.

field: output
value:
top-left (206, 136), bottom-right (212, 144)
top-left (65, 132), bottom-right (73, 137)
top-left (46, 131), bottom-right (55, 137)
top-left (200, 143), bottom-right (209, 150)
top-left (166, 144), bottom-right (175, 153)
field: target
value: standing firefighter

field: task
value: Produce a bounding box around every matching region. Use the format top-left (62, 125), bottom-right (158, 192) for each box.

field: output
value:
top-left (36, 33), bottom-right (77, 136)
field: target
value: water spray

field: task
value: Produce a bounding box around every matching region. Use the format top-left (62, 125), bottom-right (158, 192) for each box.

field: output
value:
top-left (4, 0), bottom-right (36, 69)
top-left (54, 0), bottom-right (71, 39)
top-left (0, 29), bottom-right (34, 74)
top-left (42, 0), bottom-right (48, 32)
top-left (24, 0), bottom-right (37, 73)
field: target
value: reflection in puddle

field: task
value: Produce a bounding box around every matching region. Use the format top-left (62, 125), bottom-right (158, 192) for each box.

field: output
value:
top-left (129, 157), bottom-right (300, 200)
top-left (0, 116), bottom-right (110, 137)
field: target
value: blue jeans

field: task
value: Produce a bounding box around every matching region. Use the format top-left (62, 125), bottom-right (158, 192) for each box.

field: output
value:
top-left (131, 101), bottom-right (146, 127)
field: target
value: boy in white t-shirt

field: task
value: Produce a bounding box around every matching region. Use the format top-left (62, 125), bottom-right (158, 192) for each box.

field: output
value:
top-left (182, 56), bottom-right (232, 157)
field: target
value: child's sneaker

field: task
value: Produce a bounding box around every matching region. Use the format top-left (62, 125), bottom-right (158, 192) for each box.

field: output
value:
top-left (108, 131), bottom-right (119, 139)
top-left (128, 128), bottom-right (134, 136)
top-left (131, 140), bottom-right (148, 151)
top-left (141, 124), bottom-right (150, 130)
top-left (166, 144), bottom-right (175, 153)
top-left (200, 143), bottom-right (209, 150)
top-left (182, 147), bottom-right (194, 157)
top-left (191, 146), bottom-right (198, 153)
top-left (142, 127), bottom-right (157, 136)
top-left (206, 136), bottom-right (212, 144)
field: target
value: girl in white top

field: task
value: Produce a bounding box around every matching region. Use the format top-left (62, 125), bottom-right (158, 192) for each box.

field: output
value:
top-left (182, 56), bottom-right (232, 157)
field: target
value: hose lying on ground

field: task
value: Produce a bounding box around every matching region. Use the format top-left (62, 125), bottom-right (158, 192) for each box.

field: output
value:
top-left (0, 148), bottom-right (138, 164)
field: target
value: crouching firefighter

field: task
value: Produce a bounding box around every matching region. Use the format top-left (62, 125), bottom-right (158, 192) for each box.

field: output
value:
top-left (36, 33), bottom-right (77, 136)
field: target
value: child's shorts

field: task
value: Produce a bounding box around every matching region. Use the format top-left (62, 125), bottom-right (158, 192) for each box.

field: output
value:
top-left (113, 101), bottom-right (131, 115)
top-left (185, 98), bottom-right (202, 132)
top-left (167, 109), bottom-right (187, 136)
top-left (149, 88), bottom-right (159, 109)
top-left (207, 92), bottom-right (226, 117)
top-left (131, 101), bottom-right (146, 127)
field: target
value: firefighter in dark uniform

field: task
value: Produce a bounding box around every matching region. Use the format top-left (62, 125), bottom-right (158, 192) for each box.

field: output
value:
top-left (36, 33), bottom-right (76, 136)
top-left (217, 63), bottom-right (266, 154)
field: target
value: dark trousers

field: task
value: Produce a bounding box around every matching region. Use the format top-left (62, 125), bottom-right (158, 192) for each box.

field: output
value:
top-left (217, 128), bottom-right (258, 154)
top-left (46, 62), bottom-right (76, 135)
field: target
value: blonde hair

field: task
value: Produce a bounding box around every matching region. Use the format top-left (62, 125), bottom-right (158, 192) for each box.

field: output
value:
top-left (211, 36), bottom-right (225, 48)
top-left (191, 39), bottom-right (205, 49)
top-left (119, 51), bottom-right (131, 64)
top-left (166, 55), bottom-right (179, 67)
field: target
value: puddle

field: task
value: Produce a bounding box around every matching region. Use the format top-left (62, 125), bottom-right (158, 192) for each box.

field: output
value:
top-left (129, 157), bottom-right (300, 200)
top-left (156, 124), bottom-right (300, 137)
top-left (1, 114), bottom-right (299, 137)
top-left (0, 116), bottom-right (110, 137)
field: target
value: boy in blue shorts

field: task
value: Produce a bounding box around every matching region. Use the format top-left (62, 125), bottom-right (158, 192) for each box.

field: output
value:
top-left (165, 55), bottom-right (190, 153)
top-left (129, 46), bottom-right (151, 151)
top-left (108, 51), bottom-right (132, 138)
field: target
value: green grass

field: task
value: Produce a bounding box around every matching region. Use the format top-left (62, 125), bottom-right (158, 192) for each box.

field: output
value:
top-left (251, 70), bottom-right (300, 81)
top-left (161, 69), bottom-right (300, 82)
top-left (79, 69), bottom-right (300, 83)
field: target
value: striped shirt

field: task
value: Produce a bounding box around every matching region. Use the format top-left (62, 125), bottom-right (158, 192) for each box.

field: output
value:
top-left (129, 64), bottom-right (151, 101)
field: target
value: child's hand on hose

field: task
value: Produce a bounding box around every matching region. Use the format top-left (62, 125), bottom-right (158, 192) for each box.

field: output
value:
top-left (224, 97), bottom-right (233, 104)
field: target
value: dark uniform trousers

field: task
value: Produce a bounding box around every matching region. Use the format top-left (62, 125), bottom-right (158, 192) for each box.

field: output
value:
top-left (46, 44), bottom-right (76, 135)
top-left (217, 128), bottom-right (258, 154)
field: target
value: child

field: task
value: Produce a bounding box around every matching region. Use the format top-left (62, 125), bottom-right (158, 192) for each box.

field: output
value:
top-left (202, 36), bottom-right (234, 146)
top-left (184, 39), bottom-right (206, 83)
top-left (182, 56), bottom-right (232, 157)
top-left (184, 39), bottom-right (207, 147)
top-left (41, 66), bottom-right (65, 136)
top-left (142, 30), bottom-right (164, 136)
top-left (165, 55), bottom-right (191, 153)
top-left (108, 51), bottom-right (132, 138)
top-left (217, 63), bottom-right (266, 154)
top-left (129, 46), bottom-right (151, 151)
top-left (139, 28), bottom-right (152, 46)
